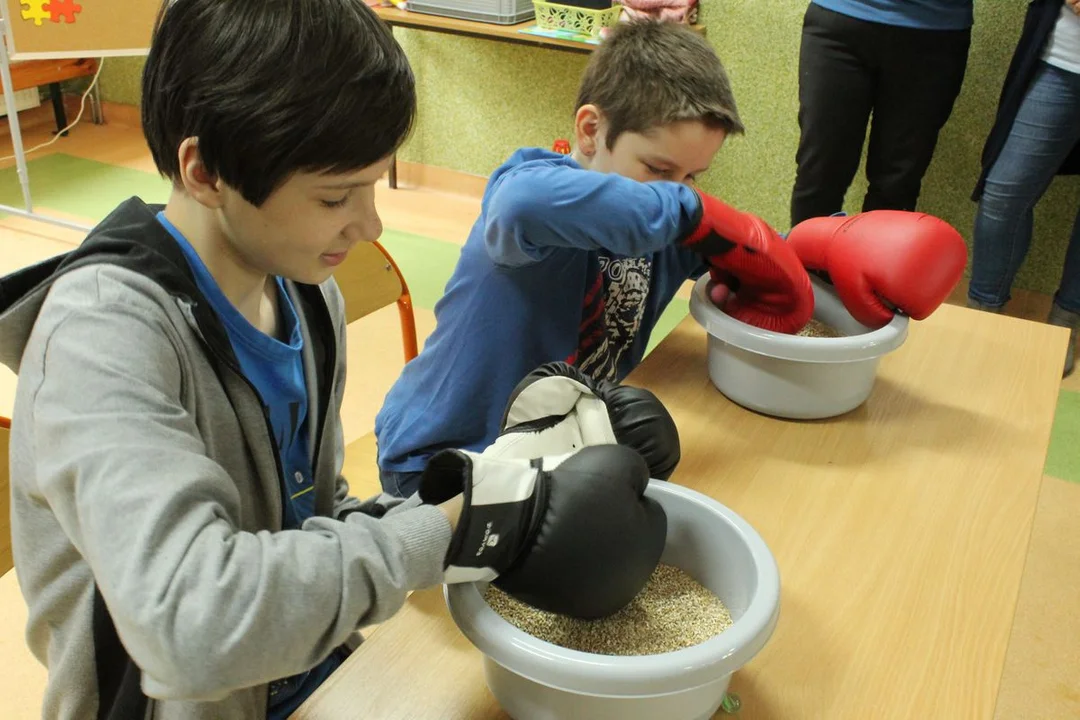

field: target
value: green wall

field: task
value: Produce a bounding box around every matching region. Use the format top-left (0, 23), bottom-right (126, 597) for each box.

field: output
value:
top-left (98, 57), bottom-right (144, 107)
top-left (99, 2), bottom-right (1080, 295)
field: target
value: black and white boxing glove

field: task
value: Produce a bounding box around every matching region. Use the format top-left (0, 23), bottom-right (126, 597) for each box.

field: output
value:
top-left (419, 444), bottom-right (666, 619)
top-left (483, 362), bottom-right (681, 480)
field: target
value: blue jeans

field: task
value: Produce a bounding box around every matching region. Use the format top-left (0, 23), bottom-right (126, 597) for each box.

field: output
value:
top-left (379, 468), bottom-right (424, 498)
top-left (969, 62), bottom-right (1080, 312)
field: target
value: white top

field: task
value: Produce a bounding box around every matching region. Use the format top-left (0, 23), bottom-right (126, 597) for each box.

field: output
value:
top-left (1043, 3), bottom-right (1080, 75)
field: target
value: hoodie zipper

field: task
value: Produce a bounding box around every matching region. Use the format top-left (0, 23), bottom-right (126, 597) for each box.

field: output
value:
top-left (217, 348), bottom-right (289, 529)
top-left (181, 288), bottom-right (337, 528)
top-left (299, 287), bottom-right (336, 507)
top-left (179, 298), bottom-right (289, 529)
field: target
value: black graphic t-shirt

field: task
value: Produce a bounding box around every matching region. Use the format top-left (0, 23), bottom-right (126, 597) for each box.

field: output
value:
top-left (571, 254), bottom-right (654, 381)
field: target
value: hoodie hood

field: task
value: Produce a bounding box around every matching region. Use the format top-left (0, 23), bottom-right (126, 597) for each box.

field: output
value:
top-left (0, 197), bottom-right (222, 375)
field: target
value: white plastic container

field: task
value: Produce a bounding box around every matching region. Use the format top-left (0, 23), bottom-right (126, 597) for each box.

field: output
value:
top-left (688, 274), bottom-right (908, 419)
top-left (445, 481), bottom-right (781, 720)
top-left (407, 0), bottom-right (534, 25)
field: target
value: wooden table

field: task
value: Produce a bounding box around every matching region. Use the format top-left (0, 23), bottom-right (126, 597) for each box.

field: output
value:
top-left (295, 304), bottom-right (1070, 719)
top-left (8, 58), bottom-right (101, 134)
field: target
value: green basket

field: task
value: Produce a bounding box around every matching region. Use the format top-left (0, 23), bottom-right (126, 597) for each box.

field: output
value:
top-left (532, 0), bottom-right (622, 38)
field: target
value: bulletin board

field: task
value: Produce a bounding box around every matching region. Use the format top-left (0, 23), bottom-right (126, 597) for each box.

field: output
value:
top-left (3, 0), bottom-right (158, 59)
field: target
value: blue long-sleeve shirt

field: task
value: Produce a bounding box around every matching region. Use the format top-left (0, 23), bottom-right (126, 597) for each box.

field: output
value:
top-left (374, 148), bottom-right (707, 473)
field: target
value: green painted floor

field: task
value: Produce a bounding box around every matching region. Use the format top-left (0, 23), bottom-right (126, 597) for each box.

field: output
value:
top-left (3, 154), bottom-right (1075, 483)
top-left (0, 154), bottom-right (171, 217)
top-left (1047, 390), bottom-right (1080, 483)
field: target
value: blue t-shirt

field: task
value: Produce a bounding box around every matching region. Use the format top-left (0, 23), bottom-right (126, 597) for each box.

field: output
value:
top-left (374, 148), bottom-right (707, 474)
top-left (157, 213), bottom-right (341, 718)
top-left (812, 0), bottom-right (973, 30)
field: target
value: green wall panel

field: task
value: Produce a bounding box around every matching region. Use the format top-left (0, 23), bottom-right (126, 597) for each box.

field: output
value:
top-left (96, 2), bottom-right (1080, 295)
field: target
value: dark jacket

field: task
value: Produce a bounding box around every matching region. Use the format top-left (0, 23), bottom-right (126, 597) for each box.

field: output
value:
top-left (973, 0), bottom-right (1080, 201)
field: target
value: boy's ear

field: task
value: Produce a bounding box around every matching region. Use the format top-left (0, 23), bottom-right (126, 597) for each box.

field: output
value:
top-left (574, 104), bottom-right (604, 158)
top-left (176, 137), bottom-right (224, 209)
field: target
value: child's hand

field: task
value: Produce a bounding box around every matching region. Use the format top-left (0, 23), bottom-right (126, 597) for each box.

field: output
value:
top-left (436, 494), bottom-right (464, 534)
top-left (707, 279), bottom-right (732, 308)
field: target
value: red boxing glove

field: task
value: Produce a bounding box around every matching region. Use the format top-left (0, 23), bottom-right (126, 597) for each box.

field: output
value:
top-left (786, 211), bottom-right (967, 329)
top-left (683, 191), bottom-right (814, 334)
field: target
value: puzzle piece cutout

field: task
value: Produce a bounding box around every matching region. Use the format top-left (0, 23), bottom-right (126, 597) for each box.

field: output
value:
top-left (45, 0), bottom-right (82, 23)
top-left (20, 0), bottom-right (51, 26)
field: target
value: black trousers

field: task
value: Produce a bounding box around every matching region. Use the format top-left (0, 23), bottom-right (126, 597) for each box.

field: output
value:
top-left (790, 4), bottom-right (971, 226)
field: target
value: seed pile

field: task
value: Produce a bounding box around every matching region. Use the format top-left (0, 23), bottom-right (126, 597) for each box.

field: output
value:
top-left (797, 318), bottom-right (843, 338)
top-left (484, 564), bottom-right (733, 656)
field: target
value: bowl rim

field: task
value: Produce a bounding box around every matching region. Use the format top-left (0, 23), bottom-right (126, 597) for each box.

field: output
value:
top-left (444, 481), bottom-right (782, 697)
top-left (689, 275), bottom-right (908, 363)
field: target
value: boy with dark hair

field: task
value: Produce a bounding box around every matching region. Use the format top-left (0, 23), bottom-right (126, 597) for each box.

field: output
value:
top-left (375, 20), bottom-right (815, 497)
top-left (0, 1), bottom-right (666, 717)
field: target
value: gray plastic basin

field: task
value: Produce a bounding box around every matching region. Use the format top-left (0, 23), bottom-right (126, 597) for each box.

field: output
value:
top-left (688, 274), bottom-right (908, 419)
top-left (445, 481), bottom-right (781, 720)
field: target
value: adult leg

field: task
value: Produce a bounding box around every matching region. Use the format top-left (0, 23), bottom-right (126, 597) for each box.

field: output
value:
top-left (790, 4), bottom-right (877, 226)
top-left (1049, 64), bottom-right (1080, 376)
top-left (862, 24), bottom-right (971, 212)
top-left (1054, 205), bottom-right (1080, 315)
top-left (968, 63), bottom-right (1080, 311)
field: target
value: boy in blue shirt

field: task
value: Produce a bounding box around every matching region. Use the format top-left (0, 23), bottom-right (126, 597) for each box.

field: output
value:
top-left (375, 21), bottom-right (816, 497)
top-left (0, 1), bottom-right (668, 717)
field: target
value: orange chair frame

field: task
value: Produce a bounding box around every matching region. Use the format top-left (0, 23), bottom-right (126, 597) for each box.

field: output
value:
top-left (372, 240), bottom-right (418, 363)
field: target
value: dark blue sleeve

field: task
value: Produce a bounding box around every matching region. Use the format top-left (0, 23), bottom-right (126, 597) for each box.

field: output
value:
top-left (482, 161), bottom-right (702, 268)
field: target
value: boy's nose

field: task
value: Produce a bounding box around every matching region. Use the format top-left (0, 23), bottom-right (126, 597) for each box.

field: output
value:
top-left (351, 203), bottom-right (383, 244)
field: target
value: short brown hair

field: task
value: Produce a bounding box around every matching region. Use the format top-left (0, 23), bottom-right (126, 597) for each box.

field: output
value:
top-left (576, 20), bottom-right (744, 149)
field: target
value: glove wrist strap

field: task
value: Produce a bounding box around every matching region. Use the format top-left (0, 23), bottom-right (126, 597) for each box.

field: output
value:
top-left (443, 454), bottom-right (542, 584)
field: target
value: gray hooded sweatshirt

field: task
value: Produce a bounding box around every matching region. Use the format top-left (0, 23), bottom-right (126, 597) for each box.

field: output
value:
top-left (0, 198), bottom-right (451, 719)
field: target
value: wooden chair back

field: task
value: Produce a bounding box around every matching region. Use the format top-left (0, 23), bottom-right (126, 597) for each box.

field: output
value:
top-left (334, 241), bottom-right (418, 362)
top-left (0, 418), bottom-right (13, 576)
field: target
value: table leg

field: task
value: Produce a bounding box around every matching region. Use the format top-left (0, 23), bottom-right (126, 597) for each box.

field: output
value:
top-left (89, 81), bottom-right (104, 125)
top-left (49, 83), bottom-right (68, 136)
